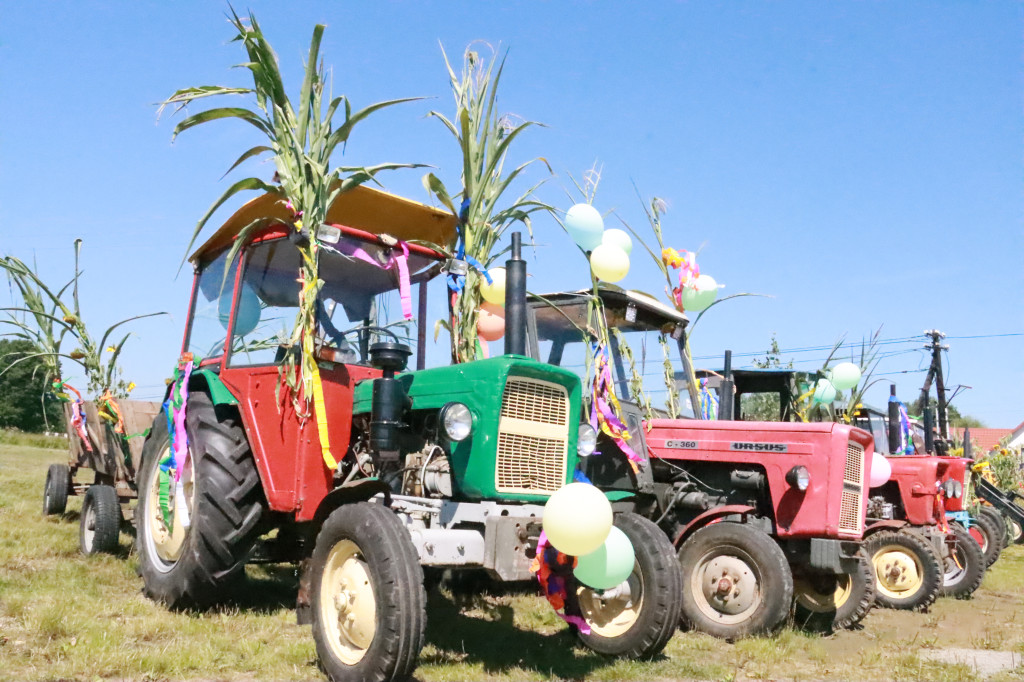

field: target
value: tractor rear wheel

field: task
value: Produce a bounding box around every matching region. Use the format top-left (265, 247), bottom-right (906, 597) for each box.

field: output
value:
top-left (311, 502), bottom-right (426, 682)
top-left (43, 463), bottom-right (71, 515)
top-left (940, 523), bottom-right (985, 599)
top-left (794, 548), bottom-right (875, 632)
top-left (968, 512), bottom-right (1004, 568)
top-left (80, 484), bottom-right (121, 554)
top-left (136, 392), bottom-right (264, 609)
top-left (678, 522), bottom-right (793, 639)
top-left (576, 513), bottom-right (682, 658)
top-left (864, 529), bottom-right (941, 611)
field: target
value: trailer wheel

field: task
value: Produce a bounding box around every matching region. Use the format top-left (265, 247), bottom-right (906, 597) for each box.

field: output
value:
top-left (940, 523), bottom-right (985, 599)
top-left (678, 522), bottom-right (793, 639)
top-left (794, 548), bottom-right (875, 632)
top-left (137, 392), bottom-right (264, 609)
top-left (864, 530), bottom-right (941, 611)
top-left (576, 513), bottom-right (682, 658)
top-left (1006, 515), bottom-right (1024, 545)
top-left (968, 512), bottom-right (1004, 568)
top-left (43, 463), bottom-right (71, 515)
top-left (311, 502), bottom-right (426, 682)
top-left (80, 484), bottom-right (121, 554)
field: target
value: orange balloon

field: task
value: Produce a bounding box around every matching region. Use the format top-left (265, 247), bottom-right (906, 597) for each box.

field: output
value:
top-left (477, 302), bottom-right (505, 341)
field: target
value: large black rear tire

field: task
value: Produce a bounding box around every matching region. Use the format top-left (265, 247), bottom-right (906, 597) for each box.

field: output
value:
top-left (678, 522), bottom-right (793, 639)
top-left (43, 463), bottom-right (71, 515)
top-left (311, 502), bottom-right (426, 682)
top-left (136, 392), bottom-right (264, 609)
top-left (794, 548), bottom-right (875, 632)
top-left (940, 523), bottom-right (985, 599)
top-left (80, 484), bottom-right (121, 554)
top-left (864, 529), bottom-right (941, 611)
top-left (576, 512), bottom-right (683, 658)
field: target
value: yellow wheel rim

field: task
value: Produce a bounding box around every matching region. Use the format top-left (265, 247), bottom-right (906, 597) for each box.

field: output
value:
top-left (872, 544), bottom-right (924, 599)
top-left (577, 564), bottom-right (644, 638)
top-left (320, 539), bottom-right (376, 664)
top-left (145, 445), bottom-right (193, 567)
top-left (794, 574), bottom-right (853, 613)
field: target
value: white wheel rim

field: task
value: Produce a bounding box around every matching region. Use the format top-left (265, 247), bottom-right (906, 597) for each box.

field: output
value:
top-left (577, 563), bottom-right (644, 637)
top-left (943, 544), bottom-right (968, 585)
top-left (144, 445), bottom-right (194, 572)
top-left (692, 551), bottom-right (761, 625)
top-left (320, 539), bottom-right (376, 664)
top-left (82, 497), bottom-right (96, 550)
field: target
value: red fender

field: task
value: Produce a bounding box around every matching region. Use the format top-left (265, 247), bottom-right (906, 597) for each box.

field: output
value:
top-left (673, 504), bottom-right (757, 547)
top-left (863, 519), bottom-right (909, 537)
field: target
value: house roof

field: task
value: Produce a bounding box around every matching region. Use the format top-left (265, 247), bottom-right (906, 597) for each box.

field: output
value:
top-left (956, 427), bottom-right (1014, 453)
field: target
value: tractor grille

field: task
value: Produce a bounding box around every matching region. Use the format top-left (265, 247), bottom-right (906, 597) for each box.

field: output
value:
top-left (495, 376), bottom-right (570, 494)
top-left (839, 441), bottom-right (866, 534)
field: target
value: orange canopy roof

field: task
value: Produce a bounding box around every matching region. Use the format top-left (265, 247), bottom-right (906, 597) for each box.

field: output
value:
top-left (190, 184), bottom-right (458, 263)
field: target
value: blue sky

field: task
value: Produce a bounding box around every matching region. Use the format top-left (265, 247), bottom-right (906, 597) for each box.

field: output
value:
top-left (1, 1), bottom-right (1020, 425)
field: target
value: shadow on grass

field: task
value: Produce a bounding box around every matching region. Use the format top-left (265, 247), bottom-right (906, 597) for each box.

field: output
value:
top-left (218, 564), bottom-right (300, 615)
top-left (421, 587), bottom-right (629, 679)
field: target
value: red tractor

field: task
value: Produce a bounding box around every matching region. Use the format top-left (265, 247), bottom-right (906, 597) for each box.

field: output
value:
top-left (719, 373), bottom-right (985, 610)
top-left (135, 189), bottom-right (683, 682)
top-left (527, 289), bottom-right (877, 637)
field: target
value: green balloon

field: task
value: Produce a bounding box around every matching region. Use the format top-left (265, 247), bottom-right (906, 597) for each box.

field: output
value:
top-left (573, 526), bottom-right (635, 590)
top-left (813, 378), bottom-right (837, 404)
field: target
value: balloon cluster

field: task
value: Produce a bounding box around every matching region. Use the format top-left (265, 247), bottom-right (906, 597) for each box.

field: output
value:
top-left (662, 247), bottom-right (718, 313)
top-left (542, 482), bottom-right (635, 590)
top-left (565, 203), bottom-right (633, 283)
top-left (811, 361), bottom-right (862, 405)
top-left (476, 268), bottom-right (507, 342)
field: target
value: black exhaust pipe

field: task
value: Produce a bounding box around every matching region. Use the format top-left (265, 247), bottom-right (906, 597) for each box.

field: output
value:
top-left (718, 350), bottom-right (734, 421)
top-left (923, 406), bottom-right (935, 454)
top-left (504, 232), bottom-right (527, 356)
top-left (887, 385), bottom-right (900, 455)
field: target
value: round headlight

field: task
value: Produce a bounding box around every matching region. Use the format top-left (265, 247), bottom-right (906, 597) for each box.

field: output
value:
top-left (942, 479), bottom-right (962, 499)
top-left (578, 423), bottom-right (598, 457)
top-left (786, 465), bottom-right (811, 491)
top-left (440, 402), bottom-right (472, 441)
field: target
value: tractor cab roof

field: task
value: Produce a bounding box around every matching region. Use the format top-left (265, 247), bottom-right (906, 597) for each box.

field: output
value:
top-left (189, 184), bottom-right (458, 264)
top-left (529, 287), bottom-right (689, 336)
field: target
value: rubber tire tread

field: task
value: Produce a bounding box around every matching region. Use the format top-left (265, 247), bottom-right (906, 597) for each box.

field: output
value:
top-left (43, 463), bottom-right (70, 515)
top-left (977, 507), bottom-right (1009, 560)
top-left (136, 392), bottom-right (264, 609)
top-left (971, 512), bottom-right (1004, 568)
top-left (678, 522), bottom-right (793, 640)
top-left (1009, 515), bottom-right (1024, 545)
top-left (80, 484), bottom-right (121, 554)
top-left (576, 512), bottom-right (683, 658)
top-left (794, 547), bottom-right (875, 632)
top-left (940, 523), bottom-right (985, 599)
top-left (311, 502), bottom-right (426, 682)
top-left (865, 529), bottom-right (941, 611)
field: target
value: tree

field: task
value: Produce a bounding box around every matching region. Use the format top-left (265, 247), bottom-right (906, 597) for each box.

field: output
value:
top-left (0, 339), bottom-right (63, 432)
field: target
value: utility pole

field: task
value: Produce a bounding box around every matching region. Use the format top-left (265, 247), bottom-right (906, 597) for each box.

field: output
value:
top-left (914, 330), bottom-right (950, 439)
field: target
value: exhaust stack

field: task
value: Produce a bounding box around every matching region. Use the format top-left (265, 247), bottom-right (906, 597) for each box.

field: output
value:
top-left (504, 232), bottom-right (527, 356)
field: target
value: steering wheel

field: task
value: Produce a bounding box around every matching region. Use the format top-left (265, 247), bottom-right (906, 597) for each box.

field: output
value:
top-left (345, 325), bottom-right (402, 343)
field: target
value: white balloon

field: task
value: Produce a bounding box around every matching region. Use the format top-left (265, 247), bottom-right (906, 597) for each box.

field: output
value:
top-left (543, 482), bottom-right (613, 556)
top-left (565, 203), bottom-right (604, 251)
top-left (601, 228), bottom-right (633, 255)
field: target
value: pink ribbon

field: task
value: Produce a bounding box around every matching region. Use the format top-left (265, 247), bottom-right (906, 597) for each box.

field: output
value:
top-left (590, 348), bottom-right (644, 467)
top-left (332, 237), bottom-right (413, 320)
top-left (171, 360), bottom-right (193, 482)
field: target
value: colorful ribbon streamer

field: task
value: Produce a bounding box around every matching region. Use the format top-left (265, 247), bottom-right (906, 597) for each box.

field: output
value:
top-left (699, 378), bottom-right (719, 420)
top-left (328, 235), bottom-right (415, 321)
top-left (662, 247), bottom-right (700, 309)
top-left (590, 343), bottom-right (644, 474)
top-left (52, 380), bottom-right (92, 452)
top-left (159, 353), bottom-right (194, 531)
top-left (531, 531), bottom-right (590, 634)
top-left (889, 395), bottom-right (915, 455)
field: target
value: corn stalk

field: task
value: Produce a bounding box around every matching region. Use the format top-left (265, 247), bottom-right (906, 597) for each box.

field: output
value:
top-left (422, 44), bottom-right (551, 363)
top-left (160, 9), bottom-right (422, 407)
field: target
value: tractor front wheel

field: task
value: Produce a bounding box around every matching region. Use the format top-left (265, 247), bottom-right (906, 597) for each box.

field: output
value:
top-left (136, 392), bottom-right (264, 609)
top-left (43, 463), bottom-right (71, 515)
top-left (575, 512), bottom-right (682, 658)
top-left (311, 502), bottom-right (426, 682)
top-left (968, 512), bottom-right (1004, 568)
top-left (940, 523), bottom-right (985, 599)
top-left (864, 529), bottom-right (941, 611)
top-left (793, 548), bottom-right (875, 632)
top-left (678, 522), bottom-right (793, 639)
top-left (80, 484), bottom-right (121, 554)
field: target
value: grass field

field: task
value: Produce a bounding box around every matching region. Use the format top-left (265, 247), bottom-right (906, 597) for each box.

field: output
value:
top-left (2, 442), bottom-right (1024, 681)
